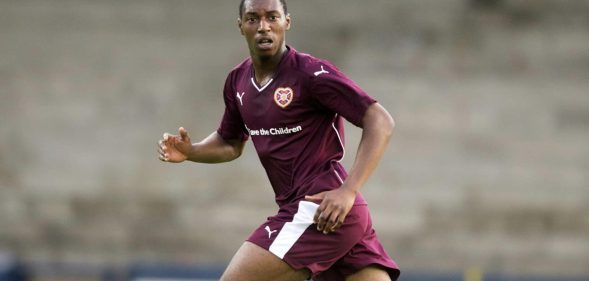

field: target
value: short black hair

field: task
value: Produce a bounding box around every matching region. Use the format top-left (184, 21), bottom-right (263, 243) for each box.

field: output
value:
top-left (239, 0), bottom-right (288, 18)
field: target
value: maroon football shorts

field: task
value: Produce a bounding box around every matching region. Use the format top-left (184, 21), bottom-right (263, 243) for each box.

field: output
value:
top-left (247, 200), bottom-right (400, 280)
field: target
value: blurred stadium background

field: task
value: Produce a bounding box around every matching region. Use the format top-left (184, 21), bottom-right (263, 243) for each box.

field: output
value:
top-left (1, 0), bottom-right (588, 280)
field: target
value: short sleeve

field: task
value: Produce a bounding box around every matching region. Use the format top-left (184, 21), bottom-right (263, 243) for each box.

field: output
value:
top-left (216, 73), bottom-right (249, 141)
top-left (310, 63), bottom-right (376, 127)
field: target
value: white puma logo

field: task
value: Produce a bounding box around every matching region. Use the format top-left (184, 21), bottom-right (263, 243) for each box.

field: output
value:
top-left (313, 65), bottom-right (329, 76)
top-left (236, 92), bottom-right (246, 106)
top-left (265, 226), bottom-right (277, 238)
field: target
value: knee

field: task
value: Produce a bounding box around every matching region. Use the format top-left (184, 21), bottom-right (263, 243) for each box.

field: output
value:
top-left (346, 265), bottom-right (392, 281)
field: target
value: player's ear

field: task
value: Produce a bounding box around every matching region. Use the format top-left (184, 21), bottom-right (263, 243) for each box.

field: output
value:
top-left (238, 18), bottom-right (244, 35)
top-left (285, 13), bottom-right (291, 30)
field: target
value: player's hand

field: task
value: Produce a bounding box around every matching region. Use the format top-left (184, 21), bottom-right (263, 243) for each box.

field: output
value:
top-left (158, 127), bottom-right (192, 163)
top-left (305, 188), bottom-right (356, 234)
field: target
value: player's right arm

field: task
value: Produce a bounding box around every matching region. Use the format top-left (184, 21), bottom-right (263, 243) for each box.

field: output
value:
top-left (158, 127), bottom-right (245, 164)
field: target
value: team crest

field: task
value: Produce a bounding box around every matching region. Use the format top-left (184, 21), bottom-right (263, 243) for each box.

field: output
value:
top-left (274, 87), bottom-right (294, 109)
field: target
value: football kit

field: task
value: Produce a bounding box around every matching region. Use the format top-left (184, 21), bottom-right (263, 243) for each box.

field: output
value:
top-left (217, 47), bottom-right (399, 280)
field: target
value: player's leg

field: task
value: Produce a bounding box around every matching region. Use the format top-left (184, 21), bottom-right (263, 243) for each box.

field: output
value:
top-left (220, 241), bottom-right (310, 281)
top-left (345, 265), bottom-right (391, 281)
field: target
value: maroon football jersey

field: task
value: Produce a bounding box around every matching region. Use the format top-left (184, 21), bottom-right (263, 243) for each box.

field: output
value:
top-left (217, 47), bottom-right (376, 206)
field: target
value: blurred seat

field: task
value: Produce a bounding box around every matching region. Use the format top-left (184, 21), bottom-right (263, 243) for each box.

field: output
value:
top-left (0, 252), bottom-right (29, 281)
top-left (123, 263), bottom-right (224, 281)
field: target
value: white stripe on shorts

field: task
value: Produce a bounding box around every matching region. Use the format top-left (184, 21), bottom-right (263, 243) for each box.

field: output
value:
top-left (269, 201), bottom-right (319, 259)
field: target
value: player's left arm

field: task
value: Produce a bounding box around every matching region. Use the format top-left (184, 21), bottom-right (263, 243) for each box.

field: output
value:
top-left (306, 102), bottom-right (394, 234)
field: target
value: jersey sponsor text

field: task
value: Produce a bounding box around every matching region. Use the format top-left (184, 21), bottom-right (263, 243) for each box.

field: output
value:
top-left (249, 125), bottom-right (302, 136)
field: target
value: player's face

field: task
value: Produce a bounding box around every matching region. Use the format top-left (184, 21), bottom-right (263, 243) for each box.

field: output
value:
top-left (239, 0), bottom-right (291, 60)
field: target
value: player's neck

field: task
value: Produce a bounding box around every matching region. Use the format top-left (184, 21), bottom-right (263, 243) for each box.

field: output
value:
top-left (251, 45), bottom-right (288, 85)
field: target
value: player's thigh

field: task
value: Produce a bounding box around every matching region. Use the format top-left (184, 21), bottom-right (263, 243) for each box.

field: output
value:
top-left (345, 265), bottom-right (392, 281)
top-left (220, 241), bottom-right (310, 281)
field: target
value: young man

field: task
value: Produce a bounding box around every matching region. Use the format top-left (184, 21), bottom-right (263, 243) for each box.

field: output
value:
top-left (158, 0), bottom-right (399, 280)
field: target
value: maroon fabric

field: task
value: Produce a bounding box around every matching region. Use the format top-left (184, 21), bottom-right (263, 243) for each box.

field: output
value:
top-left (217, 47), bottom-right (376, 207)
top-left (247, 201), bottom-right (399, 280)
